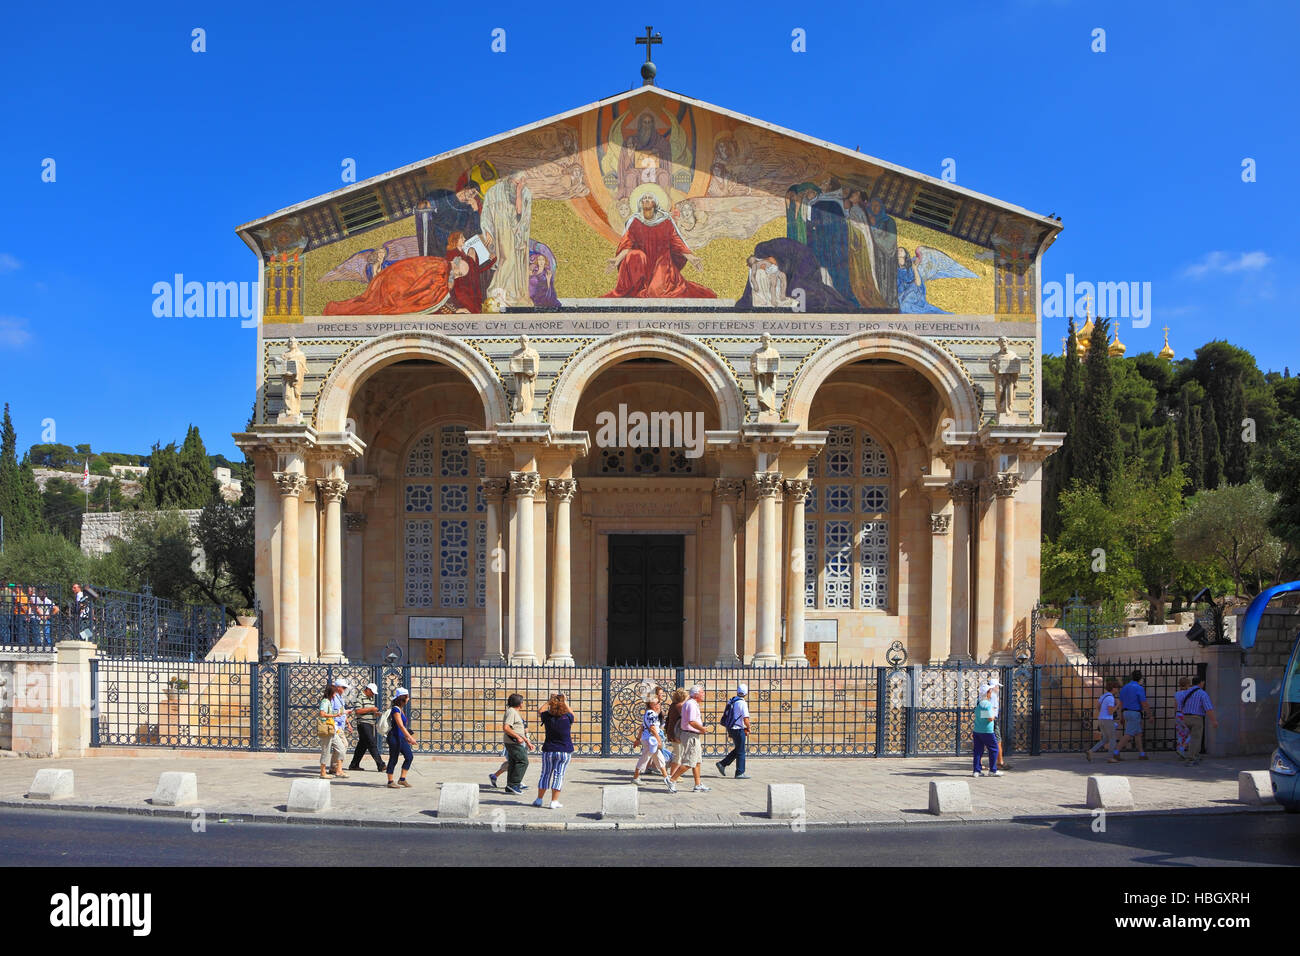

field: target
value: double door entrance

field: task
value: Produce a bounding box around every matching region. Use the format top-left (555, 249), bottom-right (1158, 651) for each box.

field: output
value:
top-left (607, 534), bottom-right (684, 665)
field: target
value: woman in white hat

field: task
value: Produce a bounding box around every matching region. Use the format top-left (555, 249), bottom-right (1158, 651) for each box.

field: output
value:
top-left (385, 688), bottom-right (417, 789)
top-left (318, 677), bottom-right (350, 779)
top-left (715, 683), bottom-right (751, 778)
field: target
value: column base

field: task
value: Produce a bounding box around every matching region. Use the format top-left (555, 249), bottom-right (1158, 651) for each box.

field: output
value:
top-left (478, 657), bottom-right (507, 666)
top-left (274, 649), bottom-right (303, 663)
top-left (546, 655), bottom-right (575, 666)
top-left (713, 656), bottom-right (741, 667)
top-left (750, 653), bottom-right (780, 667)
top-left (509, 654), bottom-right (540, 666)
top-left (781, 655), bottom-right (809, 667)
top-left (318, 654), bottom-right (347, 664)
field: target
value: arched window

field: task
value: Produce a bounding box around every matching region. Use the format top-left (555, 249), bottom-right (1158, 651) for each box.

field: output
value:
top-left (804, 425), bottom-right (891, 610)
top-left (403, 425), bottom-right (486, 609)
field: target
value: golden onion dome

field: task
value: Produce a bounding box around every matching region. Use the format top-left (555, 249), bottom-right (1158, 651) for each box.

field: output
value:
top-left (1108, 326), bottom-right (1126, 357)
top-left (1158, 325), bottom-right (1175, 361)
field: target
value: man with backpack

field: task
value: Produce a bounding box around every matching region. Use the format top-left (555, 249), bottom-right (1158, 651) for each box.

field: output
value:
top-left (715, 683), bottom-right (751, 778)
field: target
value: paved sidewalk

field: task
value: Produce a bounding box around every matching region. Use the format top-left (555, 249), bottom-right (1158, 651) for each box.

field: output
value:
top-left (0, 750), bottom-right (1280, 830)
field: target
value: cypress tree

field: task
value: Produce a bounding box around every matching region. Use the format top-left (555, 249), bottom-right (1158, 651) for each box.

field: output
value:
top-left (1202, 400), bottom-right (1223, 489)
top-left (1177, 389), bottom-right (1193, 475)
top-left (178, 425), bottom-right (220, 508)
top-left (1186, 405), bottom-right (1204, 492)
top-left (1161, 419), bottom-right (1177, 477)
top-left (1224, 375), bottom-right (1250, 484)
top-left (1073, 315), bottom-right (1122, 499)
top-left (1043, 320), bottom-right (1080, 538)
top-left (0, 403), bottom-right (44, 542)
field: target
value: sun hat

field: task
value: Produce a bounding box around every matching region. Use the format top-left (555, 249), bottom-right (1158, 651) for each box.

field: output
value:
top-left (334, 678), bottom-right (350, 690)
top-left (736, 683), bottom-right (748, 697)
top-left (978, 682), bottom-right (991, 696)
top-left (394, 687), bottom-right (410, 699)
top-left (364, 682), bottom-right (378, 695)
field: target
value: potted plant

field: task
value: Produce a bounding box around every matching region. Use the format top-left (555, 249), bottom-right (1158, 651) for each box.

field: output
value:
top-left (166, 676), bottom-right (189, 701)
top-left (235, 608), bottom-right (257, 627)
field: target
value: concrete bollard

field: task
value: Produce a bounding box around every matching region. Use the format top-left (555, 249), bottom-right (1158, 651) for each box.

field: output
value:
top-left (601, 785), bottom-right (638, 820)
top-left (928, 780), bottom-right (972, 815)
top-left (766, 783), bottom-right (805, 820)
top-left (287, 779), bottom-right (331, 813)
top-left (437, 782), bottom-right (480, 819)
top-left (152, 771), bottom-right (198, 807)
top-left (1238, 770), bottom-right (1274, 805)
top-left (1086, 775), bottom-right (1134, 810)
top-left (27, 769), bottom-right (74, 800)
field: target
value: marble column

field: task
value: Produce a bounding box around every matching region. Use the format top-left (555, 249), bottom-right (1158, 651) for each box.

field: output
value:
top-left (480, 478), bottom-right (508, 664)
top-left (782, 479), bottom-right (812, 665)
top-left (750, 472), bottom-right (784, 666)
top-left (994, 473), bottom-right (1020, 653)
top-left (273, 471), bottom-right (307, 661)
top-left (343, 513), bottom-right (366, 662)
top-left (317, 475), bottom-right (348, 663)
top-left (928, 511), bottom-right (952, 662)
top-left (547, 478), bottom-right (578, 666)
top-left (509, 472), bottom-right (541, 664)
top-left (948, 481), bottom-right (975, 660)
top-left (713, 478), bottom-right (744, 665)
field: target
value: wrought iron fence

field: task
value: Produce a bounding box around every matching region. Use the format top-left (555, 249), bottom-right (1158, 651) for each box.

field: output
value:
top-left (84, 586), bottom-right (228, 661)
top-left (0, 584), bottom-right (70, 650)
top-left (1059, 595), bottom-right (1127, 661)
top-left (1034, 660), bottom-right (1201, 753)
top-left (95, 660), bottom-right (1193, 758)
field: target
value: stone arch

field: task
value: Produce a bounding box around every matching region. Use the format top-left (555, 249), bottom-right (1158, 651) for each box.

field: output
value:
top-left (547, 328), bottom-right (744, 432)
top-left (784, 330), bottom-right (980, 434)
top-left (314, 331), bottom-right (509, 432)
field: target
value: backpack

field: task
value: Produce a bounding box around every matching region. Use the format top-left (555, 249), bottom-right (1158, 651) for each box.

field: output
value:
top-left (720, 695), bottom-right (742, 730)
top-left (377, 705), bottom-right (394, 736)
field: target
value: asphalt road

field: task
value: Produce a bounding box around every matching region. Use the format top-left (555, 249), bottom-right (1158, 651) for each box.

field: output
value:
top-left (1, 807), bottom-right (1297, 867)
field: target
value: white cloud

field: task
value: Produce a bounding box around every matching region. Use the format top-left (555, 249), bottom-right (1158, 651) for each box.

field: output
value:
top-left (1182, 250), bottom-right (1273, 278)
top-left (0, 317), bottom-right (32, 348)
top-left (0, 253), bottom-right (20, 273)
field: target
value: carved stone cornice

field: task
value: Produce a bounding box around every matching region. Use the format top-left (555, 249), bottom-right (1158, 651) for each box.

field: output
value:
top-left (993, 473), bottom-right (1021, 498)
top-left (344, 512), bottom-right (368, 533)
top-left (510, 471), bottom-right (542, 499)
top-left (546, 478), bottom-right (578, 502)
top-left (783, 478), bottom-right (813, 503)
top-left (749, 472), bottom-right (784, 499)
top-left (480, 477), bottom-right (510, 501)
top-left (273, 471), bottom-right (308, 498)
top-left (316, 478), bottom-right (348, 503)
top-left (713, 477), bottom-right (746, 500)
top-left (930, 513), bottom-right (952, 535)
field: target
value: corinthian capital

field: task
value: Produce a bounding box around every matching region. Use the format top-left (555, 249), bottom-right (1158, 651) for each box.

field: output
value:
top-left (993, 473), bottom-right (1021, 498)
top-left (749, 472), bottom-right (784, 498)
top-left (509, 471), bottom-right (541, 498)
top-left (546, 478), bottom-right (578, 502)
top-left (273, 471), bottom-right (308, 498)
top-left (713, 477), bottom-right (745, 500)
top-left (480, 476), bottom-right (510, 501)
top-left (783, 478), bottom-right (813, 503)
top-left (316, 478), bottom-right (349, 503)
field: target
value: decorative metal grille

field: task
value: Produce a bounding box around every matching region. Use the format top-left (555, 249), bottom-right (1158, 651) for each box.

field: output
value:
top-left (87, 661), bottom-right (1198, 758)
top-left (807, 426), bottom-right (891, 610)
top-left (405, 425), bottom-right (483, 611)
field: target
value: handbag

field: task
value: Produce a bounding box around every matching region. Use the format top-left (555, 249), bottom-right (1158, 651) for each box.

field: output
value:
top-left (318, 705), bottom-right (337, 738)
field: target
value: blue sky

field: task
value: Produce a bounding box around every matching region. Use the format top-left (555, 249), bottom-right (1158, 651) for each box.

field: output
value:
top-left (1, 0), bottom-right (1295, 459)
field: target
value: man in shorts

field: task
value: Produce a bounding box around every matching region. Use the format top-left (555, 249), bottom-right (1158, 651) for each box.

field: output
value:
top-left (1112, 670), bottom-right (1149, 762)
top-left (668, 685), bottom-right (712, 792)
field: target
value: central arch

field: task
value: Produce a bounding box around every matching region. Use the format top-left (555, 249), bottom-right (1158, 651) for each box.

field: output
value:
top-left (314, 330), bottom-right (510, 432)
top-left (547, 329), bottom-right (744, 432)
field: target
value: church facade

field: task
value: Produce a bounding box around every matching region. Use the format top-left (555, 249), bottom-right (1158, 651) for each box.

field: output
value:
top-left (234, 86), bottom-right (1062, 668)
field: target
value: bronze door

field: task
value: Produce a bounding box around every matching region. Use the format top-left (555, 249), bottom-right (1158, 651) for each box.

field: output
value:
top-left (608, 534), bottom-right (684, 665)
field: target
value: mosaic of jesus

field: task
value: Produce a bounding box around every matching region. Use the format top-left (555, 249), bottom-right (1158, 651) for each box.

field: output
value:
top-left (604, 184), bottom-right (715, 299)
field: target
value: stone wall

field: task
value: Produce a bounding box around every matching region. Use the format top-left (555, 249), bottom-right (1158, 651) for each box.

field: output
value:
top-left (80, 509), bottom-right (252, 573)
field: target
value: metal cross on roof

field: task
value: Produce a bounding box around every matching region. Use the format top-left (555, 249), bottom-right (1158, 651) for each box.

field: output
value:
top-left (636, 26), bottom-right (662, 86)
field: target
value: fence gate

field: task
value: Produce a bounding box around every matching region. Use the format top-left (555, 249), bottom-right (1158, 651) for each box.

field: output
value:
top-left (88, 660), bottom-right (1201, 757)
